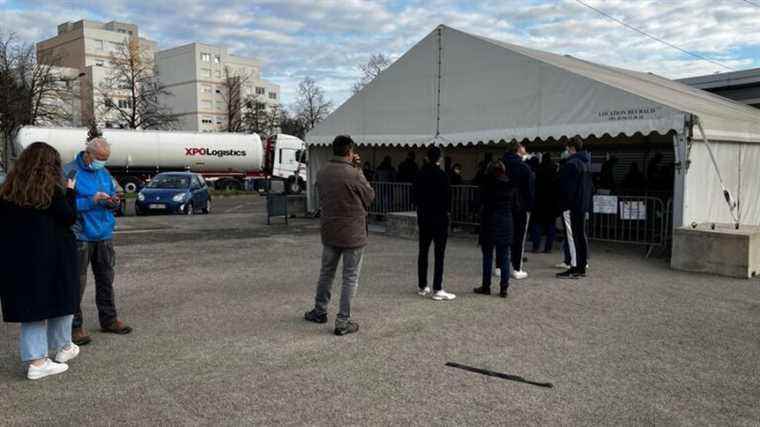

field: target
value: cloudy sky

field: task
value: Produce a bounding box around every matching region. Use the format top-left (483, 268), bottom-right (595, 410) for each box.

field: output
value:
top-left (2, 0), bottom-right (759, 108)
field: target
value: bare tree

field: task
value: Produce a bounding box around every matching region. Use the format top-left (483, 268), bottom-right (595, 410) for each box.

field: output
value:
top-left (279, 108), bottom-right (307, 139)
top-left (264, 103), bottom-right (282, 136)
top-left (0, 33), bottom-right (80, 169)
top-left (220, 65), bottom-right (251, 132)
top-left (241, 95), bottom-right (268, 135)
top-left (295, 77), bottom-right (332, 133)
top-left (352, 53), bottom-right (391, 94)
top-left (98, 37), bottom-right (176, 129)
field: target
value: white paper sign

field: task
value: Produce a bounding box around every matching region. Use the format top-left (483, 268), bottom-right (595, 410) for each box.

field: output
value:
top-left (619, 201), bottom-right (647, 220)
top-left (593, 195), bottom-right (618, 214)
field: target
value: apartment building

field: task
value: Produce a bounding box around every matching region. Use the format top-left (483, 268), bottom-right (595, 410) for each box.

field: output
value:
top-left (679, 67), bottom-right (760, 109)
top-left (36, 20), bottom-right (158, 128)
top-left (156, 43), bottom-right (280, 132)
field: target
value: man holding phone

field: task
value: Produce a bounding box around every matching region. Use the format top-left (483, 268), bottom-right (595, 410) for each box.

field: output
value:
top-left (64, 136), bottom-right (132, 346)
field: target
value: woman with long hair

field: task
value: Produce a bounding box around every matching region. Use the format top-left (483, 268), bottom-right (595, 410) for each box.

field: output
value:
top-left (0, 142), bottom-right (81, 380)
top-left (474, 160), bottom-right (517, 298)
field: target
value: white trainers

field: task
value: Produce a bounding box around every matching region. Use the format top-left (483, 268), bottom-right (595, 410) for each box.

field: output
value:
top-left (511, 270), bottom-right (528, 280)
top-left (555, 262), bottom-right (571, 269)
top-left (54, 343), bottom-right (80, 364)
top-left (417, 286), bottom-right (431, 296)
top-left (494, 268), bottom-right (501, 277)
top-left (27, 358), bottom-right (68, 380)
top-left (432, 290), bottom-right (456, 301)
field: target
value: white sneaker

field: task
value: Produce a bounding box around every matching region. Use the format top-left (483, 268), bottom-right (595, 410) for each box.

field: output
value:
top-left (54, 343), bottom-right (80, 364)
top-left (494, 268), bottom-right (501, 277)
top-left (555, 262), bottom-right (571, 269)
top-left (511, 270), bottom-right (528, 280)
top-left (27, 358), bottom-right (68, 380)
top-left (417, 286), bottom-right (431, 296)
top-left (432, 290), bottom-right (456, 301)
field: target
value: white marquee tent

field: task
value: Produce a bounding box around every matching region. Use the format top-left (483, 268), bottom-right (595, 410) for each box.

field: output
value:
top-left (306, 25), bottom-right (760, 228)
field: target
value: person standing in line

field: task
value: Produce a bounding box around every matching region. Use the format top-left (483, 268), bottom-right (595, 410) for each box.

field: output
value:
top-left (0, 142), bottom-right (81, 380)
top-left (64, 136), bottom-right (132, 346)
top-left (474, 160), bottom-right (516, 298)
top-left (557, 138), bottom-right (593, 279)
top-left (530, 153), bottom-right (558, 253)
top-left (502, 141), bottom-right (535, 280)
top-left (449, 163), bottom-right (464, 186)
top-left (414, 146), bottom-right (455, 301)
top-left (304, 135), bottom-right (375, 336)
top-left (398, 151), bottom-right (419, 183)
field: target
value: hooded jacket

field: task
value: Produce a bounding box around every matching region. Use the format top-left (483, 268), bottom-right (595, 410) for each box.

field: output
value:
top-left (63, 152), bottom-right (116, 241)
top-left (503, 153), bottom-right (535, 212)
top-left (558, 151), bottom-right (593, 214)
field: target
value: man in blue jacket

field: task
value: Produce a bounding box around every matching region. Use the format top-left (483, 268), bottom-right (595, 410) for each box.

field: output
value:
top-left (556, 137), bottom-right (593, 279)
top-left (503, 141), bottom-right (535, 280)
top-left (64, 137), bottom-right (132, 345)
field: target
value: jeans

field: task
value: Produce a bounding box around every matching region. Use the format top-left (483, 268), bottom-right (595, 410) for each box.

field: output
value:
top-left (314, 245), bottom-right (364, 322)
top-left (418, 223), bottom-right (448, 291)
top-left (530, 221), bottom-right (556, 253)
top-left (482, 242), bottom-right (510, 288)
top-left (511, 211), bottom-right (530, 271)
top-left (73, 240), bottom-right (118, 329)
top-left (19, 315), bottom-right (73, 362)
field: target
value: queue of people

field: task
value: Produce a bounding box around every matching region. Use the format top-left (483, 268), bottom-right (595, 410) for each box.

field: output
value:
top-left (1, 137), bottom-right (132, 380)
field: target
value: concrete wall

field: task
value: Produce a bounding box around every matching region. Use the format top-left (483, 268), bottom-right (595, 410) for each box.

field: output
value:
top-left (671, 224), bottom-right (760, 279)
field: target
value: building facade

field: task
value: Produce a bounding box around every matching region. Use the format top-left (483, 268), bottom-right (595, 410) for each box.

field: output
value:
top-left (156, 43), bottom-right (280, 132)
top-left (36, 20), bottom-right (158, 128)
top-left (679, 68), bottom-right (760, 109)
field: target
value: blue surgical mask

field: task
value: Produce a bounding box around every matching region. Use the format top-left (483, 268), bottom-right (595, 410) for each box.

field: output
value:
top-left (560, 149), bottom-right (570, 160)
top-left (90, 159), bottom-right (107, 170)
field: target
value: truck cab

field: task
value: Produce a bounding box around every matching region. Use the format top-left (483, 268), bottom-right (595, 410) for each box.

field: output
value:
top-left (265, 134), bottom-right (308, 194)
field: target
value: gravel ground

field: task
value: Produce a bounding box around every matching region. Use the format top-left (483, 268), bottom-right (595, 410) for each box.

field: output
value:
top-left (1, 197), bottom-right (759, 425)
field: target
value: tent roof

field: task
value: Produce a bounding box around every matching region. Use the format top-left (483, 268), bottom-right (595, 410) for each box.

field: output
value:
top-left (307, 25), bottom-right (760, 147)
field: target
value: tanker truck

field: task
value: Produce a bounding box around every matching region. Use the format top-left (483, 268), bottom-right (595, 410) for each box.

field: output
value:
top-left (14, 127), bottom-right (308, 194)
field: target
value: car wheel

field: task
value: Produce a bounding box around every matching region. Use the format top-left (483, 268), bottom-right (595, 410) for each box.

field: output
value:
top-left (185, 203), bottom-right (194, 215)
top-left (202, 199), bottom-right (211, 214)
top-left (120, 176), bottom-right (143, 194)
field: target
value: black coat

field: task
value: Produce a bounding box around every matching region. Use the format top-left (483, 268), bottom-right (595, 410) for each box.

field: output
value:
top-left (559, 151), bottom-right (593, 214)
top-left (503, 153), bottom-right (535, 212)
top-left (414, 163), bottom-right (450, 230)
top-left (0, 188), bottom-right (79, 323)
top-left (534, 162), bottom-right (559, 223)
top-left (479, 175), bottom-right (517, 247)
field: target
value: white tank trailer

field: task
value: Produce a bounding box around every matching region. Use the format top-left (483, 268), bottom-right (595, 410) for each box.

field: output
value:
top-left (14, 127), bottom-right (305, 193)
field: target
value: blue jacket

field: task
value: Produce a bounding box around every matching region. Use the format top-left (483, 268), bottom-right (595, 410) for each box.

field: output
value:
top-left (503, 153), bottom-right (535, 212)
top-left (63, 152), bottom-right (116, 241)
top-left (558, 151), bottom-right (593, 214)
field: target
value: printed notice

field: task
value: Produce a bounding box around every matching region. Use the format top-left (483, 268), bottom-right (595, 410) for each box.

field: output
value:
top-left (620, 201), bottom-right (647, 220)
top-left (593, 195), bottom-right (618, 214)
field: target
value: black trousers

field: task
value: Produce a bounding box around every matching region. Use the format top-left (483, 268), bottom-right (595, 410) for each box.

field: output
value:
top-left (73, 240), bottom-right (118, 329)
top-left (561, 210), bottom-right (588, 273)
top-left (511, 210), bottom-right (530, 271)
top-left (418, 222), bottom-right (448, 291)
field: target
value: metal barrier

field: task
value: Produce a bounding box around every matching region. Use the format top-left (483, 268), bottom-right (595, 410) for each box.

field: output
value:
top-left (368, 181), bottom-right (675, 255)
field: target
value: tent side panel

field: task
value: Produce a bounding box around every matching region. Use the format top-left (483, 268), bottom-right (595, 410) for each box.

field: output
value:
top-left (306, 146), bottom-right (333, 213)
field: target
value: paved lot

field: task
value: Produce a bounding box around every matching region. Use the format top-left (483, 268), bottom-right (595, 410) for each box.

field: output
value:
top-left (1, 196), bottom-right (759, 425)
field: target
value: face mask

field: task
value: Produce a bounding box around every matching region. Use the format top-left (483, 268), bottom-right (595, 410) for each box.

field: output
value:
top-left (560, 149), bottom-right (570, 160)
top-left (90, 159), bottom-right (107, 170)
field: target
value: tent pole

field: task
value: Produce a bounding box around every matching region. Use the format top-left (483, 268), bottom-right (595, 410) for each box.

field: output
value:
top-left (434, 26), bottom-right (443, 138)
top-left (695, 117), bottom-right (739, 228)
top-left (672, 132), bottom-right (688, 228)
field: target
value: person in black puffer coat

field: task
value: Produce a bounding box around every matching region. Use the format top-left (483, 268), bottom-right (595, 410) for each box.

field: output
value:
top-left (474, 160), bottom-right (518, 298)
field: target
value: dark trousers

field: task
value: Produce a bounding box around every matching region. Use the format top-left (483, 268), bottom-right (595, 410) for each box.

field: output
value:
top-left (511, 211), bottom-right (530, 271)
top-left (561, 210), bottom-right (588, 273)
top-left (482, 242), bottom-right (510, 288)
top-left (73, 240), bottom-right (118, 329)
top-left (530, 220), bottom-right (557, 253)
top-left (418, 223), bottom-right (448, 291)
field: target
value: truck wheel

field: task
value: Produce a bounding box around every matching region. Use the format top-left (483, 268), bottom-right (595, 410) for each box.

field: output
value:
top-left (216, 179), bottom-right (241, 191)
top-left (286, 176), bottom-right (302, 194)
top-left (120, 176), bottom-right (143, 194)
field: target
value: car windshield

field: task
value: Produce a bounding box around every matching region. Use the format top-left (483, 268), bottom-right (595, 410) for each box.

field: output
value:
top-left (147, 175), bottom-right (190, 189)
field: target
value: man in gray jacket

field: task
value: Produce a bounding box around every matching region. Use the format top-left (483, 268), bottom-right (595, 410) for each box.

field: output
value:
top-left (304, 135), bottom-right (375, 336)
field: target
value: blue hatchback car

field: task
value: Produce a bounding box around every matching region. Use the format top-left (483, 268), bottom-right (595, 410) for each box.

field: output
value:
top-left (135, 172), bottom-right (211, 215)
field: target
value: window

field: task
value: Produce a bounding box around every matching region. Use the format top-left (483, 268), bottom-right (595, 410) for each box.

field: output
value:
top-left (268, 92), bottom-right (277, 100)
top-left (200, 68), bottom-right (211, 78)
top-left (244, 85), bottom-right (252, 94)
top-left (215, 118), bottom-right (223, 126)
top-left (201, 100), bottom-right (212, 110)
top-left (214, 55), bottom-right (221, 64)
top-left (94, 39), bottom-right (104, 50)
top-left (215, 88), bottom-right (222, 95)
top-left (215, 70), bottom-right (221, 78)
top-left (95, 60), bottom-right (105, 67)
top-left (117, 99), bottom-right (131, 109)
top-left (255, 87), bottom-right (265, 95)
top-left (109, 41), bottom-right (121, 51)
top-left (201, 85), bottom-right (211, 94)
top-left (201, 53), bottom-right (211, 62)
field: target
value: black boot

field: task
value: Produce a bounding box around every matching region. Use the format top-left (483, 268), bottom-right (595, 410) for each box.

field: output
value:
top-left (499, 284), bottom-right (509, 298)
top-left (473, 285), bottom-right (491, 295)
